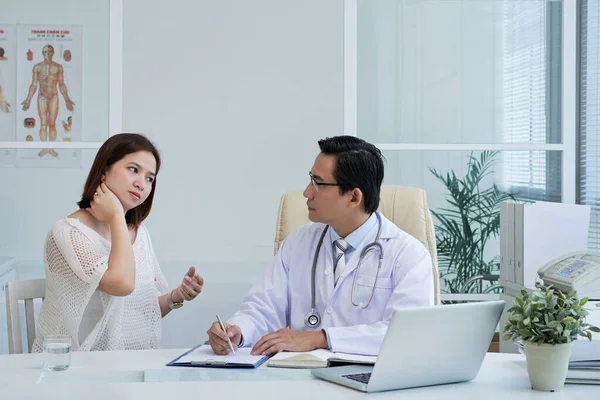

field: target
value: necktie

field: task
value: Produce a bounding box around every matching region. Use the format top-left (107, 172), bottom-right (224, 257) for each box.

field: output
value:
top-left (334, 238), bottom-right (349, 283)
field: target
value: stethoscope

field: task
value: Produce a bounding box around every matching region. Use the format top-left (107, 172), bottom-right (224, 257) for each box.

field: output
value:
top-left (304, 212), bottom-right (384, 328)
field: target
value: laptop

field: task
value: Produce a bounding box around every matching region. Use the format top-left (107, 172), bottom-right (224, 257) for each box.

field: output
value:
top-left (311, 300), bottom-right (505, 393)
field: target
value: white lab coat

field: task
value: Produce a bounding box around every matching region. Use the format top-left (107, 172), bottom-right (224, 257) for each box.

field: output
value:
top-left (228, 213), bottom-right (434, 355)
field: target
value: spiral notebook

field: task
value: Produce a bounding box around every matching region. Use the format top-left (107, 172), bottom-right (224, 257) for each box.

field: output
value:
top-left (167, 345), bottom-right (270, 368)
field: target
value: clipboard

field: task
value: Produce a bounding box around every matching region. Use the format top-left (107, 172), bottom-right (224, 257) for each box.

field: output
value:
top-left (167, 344), bottom-right (270, 368)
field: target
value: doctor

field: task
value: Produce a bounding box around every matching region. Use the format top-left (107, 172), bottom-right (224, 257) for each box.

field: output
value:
top-left (207, 136), bottom-right (434, 356)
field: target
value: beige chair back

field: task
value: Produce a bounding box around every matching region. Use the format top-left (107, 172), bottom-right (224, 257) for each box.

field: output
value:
top-left (274, 185), bottom-right (440, 304)
top-left (5, 279), bottom-right (46, 354)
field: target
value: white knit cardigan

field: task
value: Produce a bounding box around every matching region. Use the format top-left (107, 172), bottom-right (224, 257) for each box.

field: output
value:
top-left (32, 218), bottom-right (169, 352)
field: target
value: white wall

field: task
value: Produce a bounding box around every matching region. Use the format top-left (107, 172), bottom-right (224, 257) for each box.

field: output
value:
top-left (122, 0), bottom-right (343, 267)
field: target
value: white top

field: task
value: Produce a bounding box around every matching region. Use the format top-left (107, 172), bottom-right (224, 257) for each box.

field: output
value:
top-left (32, 218), bottom-right (169, 352)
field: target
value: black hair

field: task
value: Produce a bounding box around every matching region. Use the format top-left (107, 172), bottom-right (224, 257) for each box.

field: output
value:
top-left (0, 48), bottom-right (4, 57)
top-left (318, 135), bottom-right (384, 214)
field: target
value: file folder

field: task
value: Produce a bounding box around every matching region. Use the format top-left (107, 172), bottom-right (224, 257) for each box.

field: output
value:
top-left (167, 344), bottom-right (270, 368)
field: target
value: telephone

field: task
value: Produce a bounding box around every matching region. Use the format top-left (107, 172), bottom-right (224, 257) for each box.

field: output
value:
top-left (537, 252), bottom-right (600, 299)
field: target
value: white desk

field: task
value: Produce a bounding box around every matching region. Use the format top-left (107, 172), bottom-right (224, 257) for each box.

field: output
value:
top-left (0, 350), bottom-right (596, 399)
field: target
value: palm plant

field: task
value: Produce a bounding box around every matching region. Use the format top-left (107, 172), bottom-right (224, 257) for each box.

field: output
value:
top-left (430, 151), bottom-right (515, 293)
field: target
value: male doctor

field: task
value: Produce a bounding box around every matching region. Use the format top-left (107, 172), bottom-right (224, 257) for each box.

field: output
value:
top-left (207, 136), bottom-right (434, 356)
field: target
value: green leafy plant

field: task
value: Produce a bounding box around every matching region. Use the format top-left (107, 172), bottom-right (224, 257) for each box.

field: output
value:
top-left (430, 151), bottom-right (515, 293)
top-left (503, 285), bottom-right (600, 345)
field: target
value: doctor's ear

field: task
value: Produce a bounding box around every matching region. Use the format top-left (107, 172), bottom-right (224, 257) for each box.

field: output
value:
top-left (348, 188), bottom-right (363, 209)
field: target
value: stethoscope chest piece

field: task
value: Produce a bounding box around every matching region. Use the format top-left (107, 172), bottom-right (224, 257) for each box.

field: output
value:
top-left (304, 309), bottom-right (321, 328)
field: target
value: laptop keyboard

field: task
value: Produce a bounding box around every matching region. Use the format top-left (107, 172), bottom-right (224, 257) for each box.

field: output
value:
top-left (342, 372), bottom-right (372, 384)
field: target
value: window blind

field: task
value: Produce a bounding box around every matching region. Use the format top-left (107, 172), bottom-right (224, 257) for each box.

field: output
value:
top-left (579, 0), bottom-right (600, 251)
top-left (502, 0), bottom-right (562, 202)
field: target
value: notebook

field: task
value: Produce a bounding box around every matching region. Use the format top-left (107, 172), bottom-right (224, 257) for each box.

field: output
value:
top-left (267, 349), bottom-right (377, 369)
top-left (568, 340), bottom-right (600, 368)
top-left (566, 368), bottom-right (600, 381)
top-left (167, 345), bottom-right (270, 368)
top-left (565, 340), bottom-right (600, 384)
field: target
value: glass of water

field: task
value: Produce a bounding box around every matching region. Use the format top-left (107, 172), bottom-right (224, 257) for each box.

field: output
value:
top-left (43, 335), bottom-right (72, 371)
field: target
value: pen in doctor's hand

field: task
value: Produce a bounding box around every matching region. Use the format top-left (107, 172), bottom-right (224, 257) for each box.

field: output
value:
top-left (216, 314), bottom-right (236, 354)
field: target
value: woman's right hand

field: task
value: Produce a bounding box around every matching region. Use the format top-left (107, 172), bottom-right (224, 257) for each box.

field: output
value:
top-left (87, 183), bottom-right (124, 223)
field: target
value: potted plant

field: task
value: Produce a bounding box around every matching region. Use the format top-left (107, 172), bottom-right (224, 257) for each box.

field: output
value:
top-left (503, 285), bottom-right (600, 392)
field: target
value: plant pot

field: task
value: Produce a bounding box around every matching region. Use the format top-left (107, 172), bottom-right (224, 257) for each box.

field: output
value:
top-left (523, 341), bottom-right (573, 392)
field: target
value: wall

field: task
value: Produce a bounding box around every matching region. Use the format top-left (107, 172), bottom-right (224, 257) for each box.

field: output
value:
top-left (122, 0), bottom-right (344, 267)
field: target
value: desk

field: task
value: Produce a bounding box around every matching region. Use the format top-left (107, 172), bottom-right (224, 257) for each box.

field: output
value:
top-left (0, 350), bottom-right (596, 399)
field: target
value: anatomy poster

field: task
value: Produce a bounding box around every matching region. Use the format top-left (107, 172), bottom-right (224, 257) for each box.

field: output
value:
top-left (16, 24), bottom-right (82, 168)
top-left (0, 25), bottom-right (16, 167)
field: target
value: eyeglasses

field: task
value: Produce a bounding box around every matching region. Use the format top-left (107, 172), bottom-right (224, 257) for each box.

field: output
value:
top-left (309, 172), bottom-right (340, 192)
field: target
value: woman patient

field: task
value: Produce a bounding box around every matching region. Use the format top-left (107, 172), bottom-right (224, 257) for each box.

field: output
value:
top-left (33, 133), bottom-right (203, 351)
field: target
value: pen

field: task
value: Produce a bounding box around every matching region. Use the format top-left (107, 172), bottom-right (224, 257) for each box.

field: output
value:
top-left (216, 314), bottom-right (236, 355)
